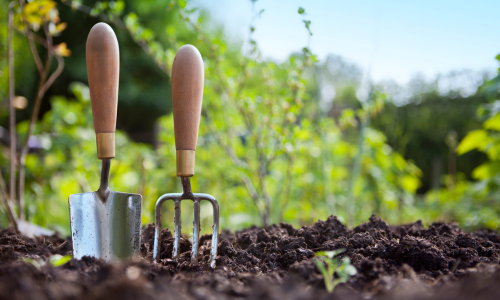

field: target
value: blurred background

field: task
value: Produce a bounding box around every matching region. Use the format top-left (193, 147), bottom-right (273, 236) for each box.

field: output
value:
top-left (1, 0), bottom-right (500, 236)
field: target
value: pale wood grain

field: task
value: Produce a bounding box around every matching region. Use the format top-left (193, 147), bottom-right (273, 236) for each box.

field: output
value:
top-left (86, 22), bottom-right (119, 134)
top-left (172, 44), bottom-right (204, 150)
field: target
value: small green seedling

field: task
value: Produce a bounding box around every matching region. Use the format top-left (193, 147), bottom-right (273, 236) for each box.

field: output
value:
top-left (20, 254), bottom-right (72, 269)
top-left (49, 254), bottom-right (72, 267)
top-left (314, 249), bottom-right (357, 293)
top-left (19, 257), bottom-right (44, 270)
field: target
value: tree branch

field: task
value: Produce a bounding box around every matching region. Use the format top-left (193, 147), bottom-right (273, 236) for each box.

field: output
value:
top-left (61, 0), bottom-right (169, 75)
top-left (0, 170), bottom-right (18, 230)
top-left (40, 55), bottom-right (64, 95)
top-left (19, 0), bottom-right (43, 76)
top-left (14, 28), bottom-right (48, 48)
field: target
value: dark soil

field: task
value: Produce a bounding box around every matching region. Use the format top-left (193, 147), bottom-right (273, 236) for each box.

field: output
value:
top-left (2, 214), bottom-right (500, 299)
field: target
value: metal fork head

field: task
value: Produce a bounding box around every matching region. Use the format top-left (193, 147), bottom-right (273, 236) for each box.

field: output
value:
top-left (153, 178), bottom-right (219, 268)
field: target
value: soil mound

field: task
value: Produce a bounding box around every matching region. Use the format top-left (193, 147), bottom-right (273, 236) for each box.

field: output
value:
top-left (1, 214), bottom-right (500, 299)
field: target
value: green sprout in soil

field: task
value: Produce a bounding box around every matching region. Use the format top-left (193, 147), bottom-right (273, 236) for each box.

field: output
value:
top-left (49, 254), bottom-right (72, 267)
top-left (20, 254), bottom-right (72, 269)
top-left (314, 249), bottom-right (357, 293)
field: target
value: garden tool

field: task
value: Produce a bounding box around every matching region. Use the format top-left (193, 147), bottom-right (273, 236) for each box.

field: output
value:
top-left (153, 45), bottom-right (219, 268)
top-left (68, 23), bottom-right (142, 261)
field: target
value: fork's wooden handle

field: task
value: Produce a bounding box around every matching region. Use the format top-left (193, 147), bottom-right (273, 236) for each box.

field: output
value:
top-left (86, 22), bottom-right (119, 159)
top-left (172, 45), bottom-right (204, 176)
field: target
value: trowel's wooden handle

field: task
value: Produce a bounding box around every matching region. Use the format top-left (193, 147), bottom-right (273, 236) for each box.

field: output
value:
top-left (86, 22), bottom-right (119, 159)
top-left (172, 45), bottom-right (204, 177)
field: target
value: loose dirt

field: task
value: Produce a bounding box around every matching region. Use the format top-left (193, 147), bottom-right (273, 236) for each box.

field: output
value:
top-left (1, 214), bottom-right (500, 299)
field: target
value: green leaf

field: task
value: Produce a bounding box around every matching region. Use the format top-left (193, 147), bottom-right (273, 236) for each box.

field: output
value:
top-left (332, 248), bottom-right (346, 256)
top-left (457, 130), bottom-right (489, 155)
top-left (344, 265), bottom-right (357, 276)
top-left (111, 0), bottom-right (125, 14)
top-left (90, 7), bottom-right (101, 16)
top-left (49, 254), bottom-right (72, 267)
top-left (315, 249), bottom-right (345, 259)
top-left (393, 153), bottom-right (406, 170)
top-left (19, 257), bottom-right (43, 270)
top-left (314, 259), bottom-right (333, 293)
top-left (314, 259), bottom-right (327, 274)
top-left (298, 7), bottom-right (305, 14)
top-left (472, 161), bottom-right (500, 180)
top-left (400, 174), bottom-right (420, 193)
top-left (484, 113), bottom-right (500, 131)
top-left (496, 54), bottom-right (500, 62)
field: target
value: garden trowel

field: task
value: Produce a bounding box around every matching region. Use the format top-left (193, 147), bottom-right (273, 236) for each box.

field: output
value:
top-left (68, 23), bottom-right (142, 261)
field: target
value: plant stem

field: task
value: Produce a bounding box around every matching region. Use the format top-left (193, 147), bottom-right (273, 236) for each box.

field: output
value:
top-left (346, 88), bottom-right (372, 225)
top-left (0, 171), bottom-right (17, 229)
top-left (17, 53), bottom-right (51, 220)
top-left (8, 8), bottom-right (16, 209)
top-left (17, 11), bottom-right (65, 220)
top-left (276, 155), bottom-right (293, 223)
top-left (18, 54), bottom-right (64, 218)
top-left (19, 0), bottom-right (43, 76)
top-left (6, 9), bottom-right (18, 229)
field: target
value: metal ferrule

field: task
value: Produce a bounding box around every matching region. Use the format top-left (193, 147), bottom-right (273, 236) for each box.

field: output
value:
top-left (96, 133), bottom-right (115, 159)
top-left (176, 150), bottom-right (195, 177)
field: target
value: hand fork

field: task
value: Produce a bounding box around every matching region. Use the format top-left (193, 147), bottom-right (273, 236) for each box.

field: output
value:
top-left (153, 45), bottom-right (219, 268)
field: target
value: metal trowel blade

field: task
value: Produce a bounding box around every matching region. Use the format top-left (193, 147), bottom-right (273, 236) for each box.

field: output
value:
top-left (69, 191), bottom-right (142, 261)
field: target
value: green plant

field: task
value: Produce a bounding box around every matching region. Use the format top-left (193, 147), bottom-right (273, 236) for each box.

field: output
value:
top-left (0, 0), bottom-right (426, 233)
top-left (314, 249), bottom-right (357, 293)
top-left (20, 254), bottom-right (72, 269)
top-left (48, 254), bottom-right (72, 267)
top-left (0, 0), bottom-right (70, 227)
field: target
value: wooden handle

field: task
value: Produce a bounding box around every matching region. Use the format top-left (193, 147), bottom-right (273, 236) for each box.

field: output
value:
top-left (171, 45), bottom-right (204, 176)
top-left (86, 22), bottom-right (119, 159)
top-left (172, 44), bottom-right (204, 150)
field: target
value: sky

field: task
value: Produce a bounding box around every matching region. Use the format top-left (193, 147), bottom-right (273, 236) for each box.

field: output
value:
top-left (194, 0), bottom-right (500, 85)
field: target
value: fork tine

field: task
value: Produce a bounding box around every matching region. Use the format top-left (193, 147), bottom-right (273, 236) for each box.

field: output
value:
top-left (153, 202), bottom-right (162, 262)
top-left (196, 194), bottom-right (219, 268)
top-left (208, 198), bottom-right (219, 268)
top-left (191, 199), bottom-right (201, 264)
top-left (153, 194), bottom-right (181, 262)
top-left (173, 199), bottom-right (181, 259)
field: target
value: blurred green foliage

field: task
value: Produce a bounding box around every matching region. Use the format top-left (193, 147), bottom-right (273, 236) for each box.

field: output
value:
top-left (0, 0), bottom-right (498, 234)
top-left (416, 56), bottom-right (500, 230)
top-left (371, 76), bottom-right (490, 193)
top-left (10, 80), bottom-right (421, 234)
